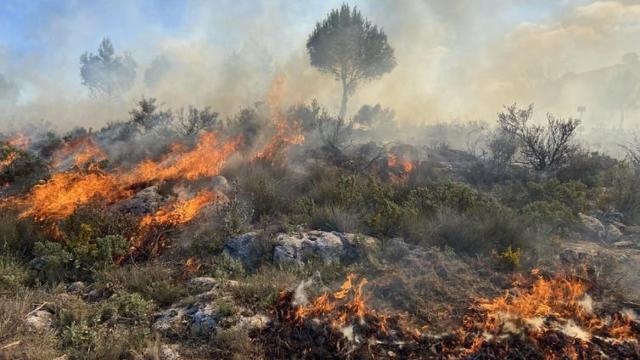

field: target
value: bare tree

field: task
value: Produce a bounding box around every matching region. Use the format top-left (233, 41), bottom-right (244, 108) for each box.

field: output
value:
top-left (498, 104), bottom-right (580, 171)
top-left (175, 106), bottom-right (220, 136)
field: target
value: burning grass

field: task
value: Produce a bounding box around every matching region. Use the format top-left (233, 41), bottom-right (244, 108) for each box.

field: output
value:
top-left (268, 271), bottom-right (640, 359)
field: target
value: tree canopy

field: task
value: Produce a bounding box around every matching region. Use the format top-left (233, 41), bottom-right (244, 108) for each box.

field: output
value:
top-left (80, 38), bottom-right (137, 98)
top-left (307, 4), bottom-right (395, 119)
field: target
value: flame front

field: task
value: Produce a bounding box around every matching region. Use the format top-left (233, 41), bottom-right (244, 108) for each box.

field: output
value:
top-left (131, 132), bottom-right (242, 183)
top-left (52, 136), bottom-right (107, 170)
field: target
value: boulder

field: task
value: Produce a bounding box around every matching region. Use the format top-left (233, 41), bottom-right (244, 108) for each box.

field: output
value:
top-left (224, 232), bottom-right (264, 270)
top-left (158, 345), bottom-right (181, 360)
top-left (24, 310), bottom-right (53, 332)
top-left (67, 281), bottom-right (86, 294)
top-left (578, 213), bottom-right (605, 239)
top-left (225, 231), bottom-right (379, 270)
top-left (272, 231), bottom-right (378, 266)
top-left (115, 186), bottom-right (162, 215)
top-left (187, 303), bottom-right (219, 337)
top-left (605, 223), bottom-right (623, 243)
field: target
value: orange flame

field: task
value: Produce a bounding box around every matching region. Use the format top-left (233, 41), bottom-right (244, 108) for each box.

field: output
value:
top-left (52, 136), bottom-right (107, 170)
top-left (18, 171), bottom-right (127, 222)
top-left (387, 154), bottom-right (414, 182)
top-left (130, 132), bottom-right (242, 183)
top-left (0, 151), bottom-right (19, 173)
top-left (7, 134), bottom-right (30, 150)
top-left (253, 75), bottom-right (304, 162)
top-left (139, 191), bottom-right (217, 227)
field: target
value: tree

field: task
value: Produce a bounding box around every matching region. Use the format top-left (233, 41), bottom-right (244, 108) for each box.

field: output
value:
top-left (498, 104), bottom-right (580, 171)
top-left (129, 97), bottom-right (172, 132)
top-left (307, 4), bottom-right (396, 119)
top-left (80, 38), bottom-right (136, 98)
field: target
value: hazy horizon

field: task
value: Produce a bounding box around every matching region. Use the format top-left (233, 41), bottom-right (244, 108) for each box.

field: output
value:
top-left (1, 0), bottom-right (639, 131)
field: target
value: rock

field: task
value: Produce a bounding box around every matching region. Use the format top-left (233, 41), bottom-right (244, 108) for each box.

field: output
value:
top-left (188, 277), bottom-right (218, 289)
top-left (579, 213), bottom-right (605, 239)
top-left (224, 232), bottom-right (265, 270)
top-left (226, 231), bottom-right (379, 269)
top-left (24, 310), bottom-right (53, 332)
top-left (153, 308), bottom-right (187, 336)
top-left (115, 186), bottom-right (162, 215)
top-left (605, 223), bottom-right (623, 243)
top-left (233, 314), bottom-right (270, 332)
top-left (211, 176), bottom-right (230, 193)
top-left (158, 344), bottom-right (181, 360)
top-left (272, 231), bottom-right (378, 266)
top-left (187, 303), bottom-right (219, 337)
top-left (67, 281), bottom-right (86, 294)
top-left (154, 301), bottom-right (222, 338)
top-left (613, 240), bottom-right (634, 248)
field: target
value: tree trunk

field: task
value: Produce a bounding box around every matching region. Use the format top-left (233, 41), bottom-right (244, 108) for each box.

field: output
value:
top-left (339, 77), bottom-right (348, 120)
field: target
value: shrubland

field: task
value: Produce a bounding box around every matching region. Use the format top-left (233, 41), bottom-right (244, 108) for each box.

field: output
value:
top-left (0, 99), bottom-right (638, 359)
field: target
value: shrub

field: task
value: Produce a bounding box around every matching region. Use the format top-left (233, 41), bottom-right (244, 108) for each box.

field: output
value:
top-left (522, 200), bottom-right (577, 234)
top-left (100, 293), bottom-right (154, 323)
top-left (310, 205), bottom-right (362, 233)
top-left (31, 241), bottom-right (74, 284)
top-left (0, 255), bottom-right (30, 293)
top-left (495, 246), bottom-right (522, 271)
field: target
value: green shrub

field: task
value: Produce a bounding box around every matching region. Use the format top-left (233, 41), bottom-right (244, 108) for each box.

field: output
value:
top-left (310, 205), bottom-right (362, 233)
top-left (495, 246), bottom-right (522, 271)
top-left (100, 293), bottom-right (154, 323)
top-left (32, 241), bottom-right (73, 284)
top-left (522, 200), bottom-right (577, 234)
top-left (0, 255), bottom-right (30, 292)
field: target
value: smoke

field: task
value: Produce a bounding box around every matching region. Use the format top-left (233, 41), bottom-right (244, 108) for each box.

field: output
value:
top-left (0, 0), bottom-right (639, 132)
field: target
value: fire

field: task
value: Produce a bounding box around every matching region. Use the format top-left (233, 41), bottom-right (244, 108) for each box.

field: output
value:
top-left (280, 273), bottom-right (391, 337)
top-left (130, 132), bottom-right (241, 183)
top-left (7, 134), bottom-right (30, 150)
top-left (455, 270), bottom-right (640, 356)
top-left (0, 151), bottom-right (19, 173)
top-left (253, 75), bottom-right (304, 162)
top-left (387, 153), bottom-right (414, 182)
top-left (132, 191), bottom-right (218, 255)
top-left (139, 191), bottom-right (217, 227)
top-left (52, 136), bottom-right (107, 170)
top-left (18, 171), bottom-right (126, 221)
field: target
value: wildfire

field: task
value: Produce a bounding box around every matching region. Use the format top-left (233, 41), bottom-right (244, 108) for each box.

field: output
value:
top-left (387, 153), bottom-right (414, 182)
top-left (139, 191), bottom-right (217, 227)
top-left (18, 171), bottom-right (126, 222)
top-left (253, 75), bottom-right (304, 162)
top-left (52, 136), bottom-right (107, 170)
top-left (130, 131), bottom-right (242, 183)
top-left (7, 133), bottom-right (30, 150)
top-left (131, 191), bottom-right (218, 255)
top-left (0, 151), bottom-right (19, 173)
top-left (455, 270), bottom-right (640, 356)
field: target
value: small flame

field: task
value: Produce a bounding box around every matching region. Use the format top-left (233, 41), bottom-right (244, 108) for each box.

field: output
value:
top-left (387, 153), bottom-right (414, 182)
top-left (7, 134), bottom-right (30, 151)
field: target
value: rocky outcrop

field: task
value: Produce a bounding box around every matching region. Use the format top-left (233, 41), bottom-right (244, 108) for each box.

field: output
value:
top-left (578, 213), bottom-right (605, 240)
top-left (224, 231), bottom-right (380, 270)
top-left (115, 185), bottom-right (163, 215)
